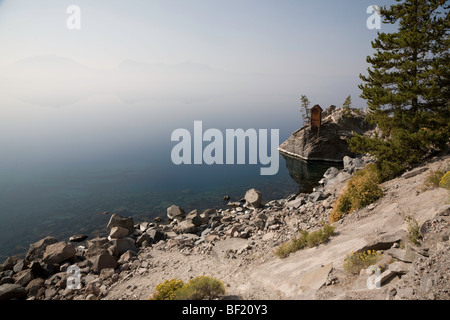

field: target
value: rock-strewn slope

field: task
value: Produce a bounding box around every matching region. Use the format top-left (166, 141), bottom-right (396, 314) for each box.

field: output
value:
top-left (0, 155), bottom-right (449, 300)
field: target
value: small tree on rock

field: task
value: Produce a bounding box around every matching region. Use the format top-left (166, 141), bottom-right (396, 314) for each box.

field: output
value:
top-left (300, 95), bottom-right (311, 125)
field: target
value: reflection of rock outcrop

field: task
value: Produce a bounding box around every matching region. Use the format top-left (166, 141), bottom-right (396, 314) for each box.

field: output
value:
top-left (279, 106), bottom-right (374, 162)
top-left (282, 153), bottom-right (341, 193)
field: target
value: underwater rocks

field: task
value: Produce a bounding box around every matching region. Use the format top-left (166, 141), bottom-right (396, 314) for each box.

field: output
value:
top-left (0, 156), bottom-right (370, 300)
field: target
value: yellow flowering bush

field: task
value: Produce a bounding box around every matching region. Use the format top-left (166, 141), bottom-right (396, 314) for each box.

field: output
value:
top-left (343, 250), bottom-right (382, 275)
top-left (330, 164), bottom-right (382, 223)
top-left (150, 279), bottom-right (185, 300)
top-left (174, 276), bottom-right (226, 300)
top-left (439, 171), bottom-right (450, 190)
top-left (150, 276), bottom-right (226, 300)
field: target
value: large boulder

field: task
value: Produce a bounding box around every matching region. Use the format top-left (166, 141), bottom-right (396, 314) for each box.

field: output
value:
top-left (25, 236), bottom-right (58, 261)
top-left (106, 214), bottom-right (134, 235)
top-left (244, 189), bottom-right (262, 208)
top-left (279, 106), bottom-right (374, 162)
top-left (0, 283), bottom-right (27, 300)
top-left (185, 210), bottom-right (203, 227)
top-left (109, 226), bottom-right (130, 239)
top-left (90, 253), bottom-right (117, 274)
top-left (167, 205), bottom-right (186, 220)
top-left (85, 237), bottom-right (109, 258)
top-left (177, 220), bottom-right (197, 234)
top-left (42, 242), bottom-right (76, 264)
top-left (12, 269), bottom-right (34, 287)
top-left (109, 238), bottom-right (137, 256)
top-left (145, 229), bottom-right (165, 243)
top-left (1, 256), bottom-right (23, 271)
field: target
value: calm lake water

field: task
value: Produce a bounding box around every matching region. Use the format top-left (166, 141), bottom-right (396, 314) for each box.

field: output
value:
top-left (0, 92), bottom-right (343, 262)
top-left (0, 150), bottom-right (337, 262)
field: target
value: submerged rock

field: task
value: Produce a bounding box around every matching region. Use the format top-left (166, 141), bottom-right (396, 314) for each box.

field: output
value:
top-left (106, 214), bottom-right (134, 235)
top-left (167, 205), bottom-right (186, 220)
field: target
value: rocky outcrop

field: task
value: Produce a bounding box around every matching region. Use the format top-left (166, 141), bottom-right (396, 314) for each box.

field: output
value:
top-left (279, 106), bottom-right (374, 162)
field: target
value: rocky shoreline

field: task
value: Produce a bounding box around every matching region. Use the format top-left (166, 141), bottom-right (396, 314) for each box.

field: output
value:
top-left (1, 154), bottom-right (449, 300)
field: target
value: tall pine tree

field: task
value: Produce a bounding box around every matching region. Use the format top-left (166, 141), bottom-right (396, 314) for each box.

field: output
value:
top-left (349, 0), bottom-right (449, 180)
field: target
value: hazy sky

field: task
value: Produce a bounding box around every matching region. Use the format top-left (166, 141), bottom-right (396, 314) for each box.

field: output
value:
top-left (0, 0), bottom-right (396, 72)
top-left (0, 0), bottom-right (398, 171)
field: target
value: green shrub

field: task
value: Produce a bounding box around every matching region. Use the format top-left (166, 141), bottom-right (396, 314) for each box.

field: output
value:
top-left (343, 250), bottom-right (382, 275)
top-left (402, 212), bottom-right (422, 246)
top-left (439, 171), bottom-right (450, 190)
top-left (174, 276), bottom-right (225, 300)
top-left (329, 164), bottom-right (383, 223)
top-left (423, 170), bottom-right (445, 190)
top-left (150, 279), bottom-right (185, 300)
top-left (274, 224), bottom-right (336, 258)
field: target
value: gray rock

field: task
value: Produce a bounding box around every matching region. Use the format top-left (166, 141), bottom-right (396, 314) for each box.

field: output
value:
top-left (68, 234), bottom-right (88, 242)
top-left (379, 269), bottom-right (397, 285)
top-left (25, 236), bottom-right (58, 262)
top-left (358, 230), bottom-right (406, 252)
top-left (146, 229), bottom-right (165, 243)
top-left (388, 261), bottom-right (410, 274)
top-left (136, 233), bottom-right (152, 247)
top-left (25, 278), bottom-right (45, 297)
top-left (13, 269), bottom-right (34, 287)
top-left (106, 214), bottom-right (135, 234)
top-left (109, 238), bottom-right (137, 256)
top-left (109, 226), bottom-right (130, 239)
top-left (401, 167), bottom-right (428, 179)
top-left (299, 263), bottom-right (333, 292)
top-left (1, 256), bottom-right (22, 271)
top-left (12, 259), bottom-right (25, 273)
top-left (286, 197), bottom-right (305, 210)
top-left (343, 156), bottom-right (365, 173)
top-left (386, 246), bottom-right (417, 263)
top-left (323, 167), bottom-right (340, 180)
top-left (43, 242), bottom-right (76, 265)
top-left (244, 188), bottom-right (262, 208)
top-left (227, 201), bottom-right (241, 207)
top-left (167, 205), bottom-right (186, 220)
top-left (0, 283), bottom-right (27, 300)
top-left (44, 287), bottom-right (58, 300)
top-left (90, 253), bottom-right (117, 274)
top-left (435, 204), bottom-right (450, 217)
top-left (309, 192), bottom-right (325, 203)
top-left (186, 210), bottom-right (203, 227)
top-left (177, 220), bottom-right (198, 234)
top-left (85, 237), bottom-right (109, 258)
top-left (117, 250), bottom-right (136, 264)
top-left (139, 222), bottom-right (149, 232)
top-left (201, 209), bottom-right (216, 224)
